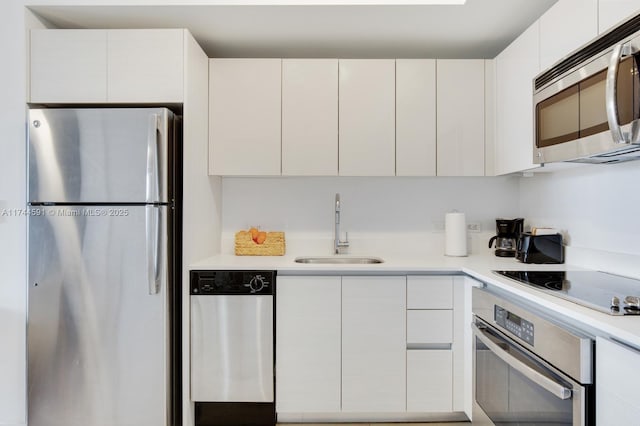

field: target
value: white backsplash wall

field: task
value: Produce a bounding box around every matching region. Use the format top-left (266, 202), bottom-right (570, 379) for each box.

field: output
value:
top-left (519, 161), bottom-right (640, 273)
top-left (221, 176), bottom-right (521, 255)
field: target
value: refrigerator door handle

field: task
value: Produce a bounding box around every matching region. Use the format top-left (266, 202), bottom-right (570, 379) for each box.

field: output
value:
top-left (146, 114), bottom-right (160, 203)
top-left (146, 205), bottom-right (161, 295)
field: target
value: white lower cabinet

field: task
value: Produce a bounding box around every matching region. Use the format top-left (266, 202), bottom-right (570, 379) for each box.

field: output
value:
top-left (341, 276), bottom-right (407, 412)
top-left (276, 274), bottom-right (466, 419)
top-left (275, 276), bottom-right (341, 413)
top-left (405, 275), bottom-right (455, 413)
top-left (407, 310), bottom-right (453, 345)
top-left (596, 336), bottom-right (640, 424)
top-left (407, 350), bottom-right (453, 412)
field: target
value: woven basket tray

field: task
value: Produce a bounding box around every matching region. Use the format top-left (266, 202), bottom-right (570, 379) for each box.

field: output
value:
top-left (235, 231), bottom-right (286, 256)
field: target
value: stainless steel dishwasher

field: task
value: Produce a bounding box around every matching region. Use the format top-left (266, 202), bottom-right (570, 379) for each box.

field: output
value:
top-left (190, 270), bottom-right (276, 426)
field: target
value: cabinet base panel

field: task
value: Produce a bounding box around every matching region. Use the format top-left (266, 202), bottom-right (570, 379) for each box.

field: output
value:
top-left (277, 411), bottom-right (469, 423)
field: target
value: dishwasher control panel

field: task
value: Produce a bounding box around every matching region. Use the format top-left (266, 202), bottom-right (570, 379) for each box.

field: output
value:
top-left (190, 270), bottom-right (276, 295)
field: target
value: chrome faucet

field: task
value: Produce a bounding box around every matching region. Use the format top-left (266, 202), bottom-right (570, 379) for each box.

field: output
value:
top-left (334, 193), bottom-right (350, 254)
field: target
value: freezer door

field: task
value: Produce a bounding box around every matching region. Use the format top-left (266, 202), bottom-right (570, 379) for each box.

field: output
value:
top-left (28, 108), bottom-right (172, 203)
top-left (28, 205), bottom-right (169, 426)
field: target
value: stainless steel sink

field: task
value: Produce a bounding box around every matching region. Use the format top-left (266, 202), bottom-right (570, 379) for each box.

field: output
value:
top-left (294, 256), bottom-right (384, 264)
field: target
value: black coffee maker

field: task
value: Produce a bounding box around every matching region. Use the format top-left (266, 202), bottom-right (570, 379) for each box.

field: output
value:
top-left (488, 218), bottom-right (524, 257)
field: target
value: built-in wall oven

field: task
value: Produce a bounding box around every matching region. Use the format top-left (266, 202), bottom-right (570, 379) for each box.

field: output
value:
top-left (472, 287), bottom-right (594, 425)
top-left (533, 14), bottom-right (640, 164)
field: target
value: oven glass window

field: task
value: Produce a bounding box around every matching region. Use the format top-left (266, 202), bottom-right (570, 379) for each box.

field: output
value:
top-left (475, 335), bottom-right (574, 424)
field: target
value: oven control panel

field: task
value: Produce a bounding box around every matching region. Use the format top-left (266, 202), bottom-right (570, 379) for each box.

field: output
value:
top-left (495, 305), bottom-right (534, 345)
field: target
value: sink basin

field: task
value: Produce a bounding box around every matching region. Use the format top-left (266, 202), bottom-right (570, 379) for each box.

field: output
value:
top-left (294, 256), bottom-right (384, 264)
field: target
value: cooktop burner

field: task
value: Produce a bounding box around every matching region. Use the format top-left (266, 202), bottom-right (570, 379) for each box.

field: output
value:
top-left (494, 270), bottom-right (640, 316)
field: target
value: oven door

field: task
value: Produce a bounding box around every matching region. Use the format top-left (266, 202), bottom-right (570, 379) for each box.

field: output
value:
top-left (473, 318), bottom-right (589, 426)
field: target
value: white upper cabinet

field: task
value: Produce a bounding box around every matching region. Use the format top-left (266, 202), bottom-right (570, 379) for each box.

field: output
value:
top-left (208, 58), bottom-right (282, 176)
top-left (30, 29), bottom-right (185, 104)
top-left (30, 30), bottom-right (108, 103)
top-left (282, 59), bottom-right (338, 176)
top-left (396, 59), bottom-right (437, 176)
top-left (436, 59), bottom-right (485, 176)
top-left (107, 29), bottom-right (184, 103)
top-left (599, 0), bottom-right (640, 33)
top-left (484, 60), bottom-right (496, 177)
top-left (539, 0), bottom-right (598, 71)
top-left (339, 59), bottom-right (396, 176)
top-left (495, 21), bottom-right (541, 175)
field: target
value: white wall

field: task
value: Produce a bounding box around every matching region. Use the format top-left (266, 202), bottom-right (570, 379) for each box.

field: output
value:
top-left (0, 4), bottom-right (40, 425)
top-left (519, 161), bottom-right (640, 275)
top-left (221, 176), bottom-right (521, 255)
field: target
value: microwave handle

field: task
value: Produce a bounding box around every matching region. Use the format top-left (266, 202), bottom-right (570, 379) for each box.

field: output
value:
top-left (606, 43), bottom-right (633, 144)
top-left (472, 322), bottom-right (572, 400)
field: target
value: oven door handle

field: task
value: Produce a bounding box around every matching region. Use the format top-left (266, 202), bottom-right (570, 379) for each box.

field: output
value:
top-left (473, 323), bottom-right (572, 400)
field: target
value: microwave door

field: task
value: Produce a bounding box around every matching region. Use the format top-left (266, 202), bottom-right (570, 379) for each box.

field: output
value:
top-left (534, 43), bottom-right (640, 164)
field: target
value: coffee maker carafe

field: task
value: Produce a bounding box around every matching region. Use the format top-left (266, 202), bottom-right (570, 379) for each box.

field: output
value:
top-left (488, 218), bottom-right (524, 257)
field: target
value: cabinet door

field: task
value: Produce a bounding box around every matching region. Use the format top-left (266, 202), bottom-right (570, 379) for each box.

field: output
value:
top-left (407, 310), bottom-right (453, 345)
top-left (209, 59), bottom-right (282, 175)
top-left (339, 60), bottom-right (395, 176)
top-left (396, 59), bottom-right (436, 176)
top-left (30, 29), bottom-right (107, 103)
top-left (342, 276), bottom-right (406, 411)
top-left (539, 0), bottom-right (598, 70)
top-left (495, 21), bottom-right (541, 175)
top-left (276, 276), bottom-right (341, 413)
top-left (407, 350), bottom-right (453, 412)
top-left (407, 276), bottom-right (453, 309)
top-left (596, 337), bottom-right (640, 424)
top-left (282, 59), bottom-right (338, 176)
top-left (107, 29), bottom-right (184, 103)
top-left (599, 0), bottom-right (640, 33)
top-left (436, 60), bottom-right (485, 176)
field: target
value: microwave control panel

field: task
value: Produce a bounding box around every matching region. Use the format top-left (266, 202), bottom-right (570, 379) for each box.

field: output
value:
top-left (495, 305), bottom-right (534, 346)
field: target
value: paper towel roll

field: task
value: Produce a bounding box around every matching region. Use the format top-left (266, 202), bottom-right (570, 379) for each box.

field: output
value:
top-left (445, 211), bottom-right (467, 257)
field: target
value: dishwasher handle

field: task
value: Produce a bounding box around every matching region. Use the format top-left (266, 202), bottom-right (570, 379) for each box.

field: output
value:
top-left (473, 322), bottom-right (572, 400)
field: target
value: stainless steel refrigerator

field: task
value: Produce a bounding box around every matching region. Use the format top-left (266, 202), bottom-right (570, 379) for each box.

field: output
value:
top-left (27, 108), bottom-right (182, 426)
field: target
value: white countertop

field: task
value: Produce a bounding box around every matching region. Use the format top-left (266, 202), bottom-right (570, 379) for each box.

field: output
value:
top-left (191, 252), bottom-right (640, 348)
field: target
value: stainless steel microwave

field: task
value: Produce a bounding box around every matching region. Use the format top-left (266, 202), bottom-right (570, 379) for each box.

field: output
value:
top-left (533, 14), bottom-right (640, 164)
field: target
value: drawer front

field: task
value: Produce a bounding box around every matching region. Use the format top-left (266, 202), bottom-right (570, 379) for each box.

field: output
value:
top-left (407, 349), bottom-right (453, 412)
top-left (407, 310), bottom-right (453, 345)
top-left (407, 276), bottom-right (453, 309)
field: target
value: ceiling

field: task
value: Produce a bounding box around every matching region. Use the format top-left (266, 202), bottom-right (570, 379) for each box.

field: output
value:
top-left (29, 0), bottom-right (558, 58)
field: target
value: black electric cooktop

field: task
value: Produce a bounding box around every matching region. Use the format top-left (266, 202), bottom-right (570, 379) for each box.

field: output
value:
top-left (494, 270), bottom-right (640, 316)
